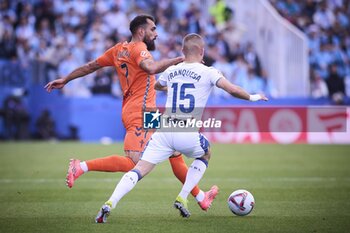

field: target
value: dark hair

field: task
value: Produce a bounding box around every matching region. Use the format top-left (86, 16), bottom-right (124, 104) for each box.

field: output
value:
top-left (129, 15), bottom-right (155, 35)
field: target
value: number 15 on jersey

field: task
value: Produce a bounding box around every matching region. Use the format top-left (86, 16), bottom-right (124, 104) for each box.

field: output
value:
top-left (171, 83), bottom-right (195, 113)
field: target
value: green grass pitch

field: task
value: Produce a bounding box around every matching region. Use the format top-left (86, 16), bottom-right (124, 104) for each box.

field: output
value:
top-left (0, 142), bottom-right (349, 233)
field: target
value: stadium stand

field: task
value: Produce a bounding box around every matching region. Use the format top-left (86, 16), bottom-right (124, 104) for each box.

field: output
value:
top-left (0, 0), bottom-right (349, 141)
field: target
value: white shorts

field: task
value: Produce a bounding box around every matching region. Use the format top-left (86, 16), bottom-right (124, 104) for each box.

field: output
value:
top-left (141, 131), bottom-right (210, 164)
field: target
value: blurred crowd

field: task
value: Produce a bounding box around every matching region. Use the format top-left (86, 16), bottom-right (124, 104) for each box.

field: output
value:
top-left (1, 0), bottom-right (349, 140)
top-left (0, 0), bottom-right (273, 98)
top-left (270, 0), bottom-right (350, 103)
top-left (1, 0), bottom-right (349, 103)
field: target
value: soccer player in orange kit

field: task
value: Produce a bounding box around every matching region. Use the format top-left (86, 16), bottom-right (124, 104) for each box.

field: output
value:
top-left (45, 15), bottom-right (218, 211)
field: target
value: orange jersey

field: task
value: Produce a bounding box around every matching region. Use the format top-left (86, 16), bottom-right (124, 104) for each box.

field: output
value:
top-left (97, 41), bottom-right (156, 123)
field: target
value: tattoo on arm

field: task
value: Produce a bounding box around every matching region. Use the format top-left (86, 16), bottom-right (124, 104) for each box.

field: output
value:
top-left (66, 60), bottom-right (102, 82)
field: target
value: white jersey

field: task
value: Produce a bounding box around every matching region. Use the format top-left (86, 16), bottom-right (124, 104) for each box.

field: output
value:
top-left (142, 62), bottom-right (221, 164)
top-left (158, 62), bottom-right (224, 117)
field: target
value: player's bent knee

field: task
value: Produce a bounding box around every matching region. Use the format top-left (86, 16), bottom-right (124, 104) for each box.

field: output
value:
top-left (170, 151), bottom-right (182, 158)
top-left (125, 151), bottom-right (142, 164)
top-left (202, 148), bottom-right (211, 161)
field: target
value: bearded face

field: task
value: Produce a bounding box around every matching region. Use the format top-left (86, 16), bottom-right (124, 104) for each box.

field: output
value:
top-left (140, 19), bottom-right (157, 51)
top-left (143, 35), bottom-right (156, 51)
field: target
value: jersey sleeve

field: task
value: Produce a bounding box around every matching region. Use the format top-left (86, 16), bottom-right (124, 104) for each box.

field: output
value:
top-left (96, 46), bottom-right (115, 67)
top-left (132, 43), bottom-right (152, 66)
top-left (158, 70), bottom-right (168, 86)
top-left (208, 67), bottom-right (225, 86)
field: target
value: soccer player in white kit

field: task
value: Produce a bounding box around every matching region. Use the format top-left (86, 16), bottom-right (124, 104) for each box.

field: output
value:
top-left (95, 33), bottom-right (268, 222)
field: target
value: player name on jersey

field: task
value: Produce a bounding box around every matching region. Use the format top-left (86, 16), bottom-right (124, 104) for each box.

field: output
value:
top-left (117, 50), bottom-right (130, 58)
top-left (167, 69), bottom-right (201, 82)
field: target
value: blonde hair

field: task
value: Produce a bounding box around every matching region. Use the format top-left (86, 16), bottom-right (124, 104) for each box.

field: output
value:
top-left (182, 33), bottom-right (204, 56)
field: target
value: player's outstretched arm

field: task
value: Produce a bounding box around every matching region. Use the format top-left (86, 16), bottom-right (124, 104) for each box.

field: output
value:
top-left (216, 78), bottom-right (268, 101)
top-left (140, 56), bottom-right (184, 75)
top-left (45, 60), bottom-right (102, 92)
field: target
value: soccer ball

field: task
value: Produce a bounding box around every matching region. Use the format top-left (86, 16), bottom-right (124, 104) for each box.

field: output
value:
top-left (227, 189), bottom-right (255, 216)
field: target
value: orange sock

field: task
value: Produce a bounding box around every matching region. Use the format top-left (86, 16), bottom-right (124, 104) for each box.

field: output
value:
top-left (86, 155), bottom-right (135, 172)
top-left (169, 155), bottom-right (200, 197)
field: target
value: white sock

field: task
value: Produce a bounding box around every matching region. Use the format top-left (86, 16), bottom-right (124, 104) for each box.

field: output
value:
top-left (80, 162), bottom-right (88, 173)
top-left (179, 159), bottom-right (207, 200)
top-left (108, 171), bottom-right (139, 208)
top-left (195, 190), bottom-right (205, 202)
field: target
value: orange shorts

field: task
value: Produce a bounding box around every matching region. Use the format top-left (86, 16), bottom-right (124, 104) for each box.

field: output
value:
top-left (122, 111), bottom-right (153, 152)
top-left (123, 126), bottom-right (153, 152)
